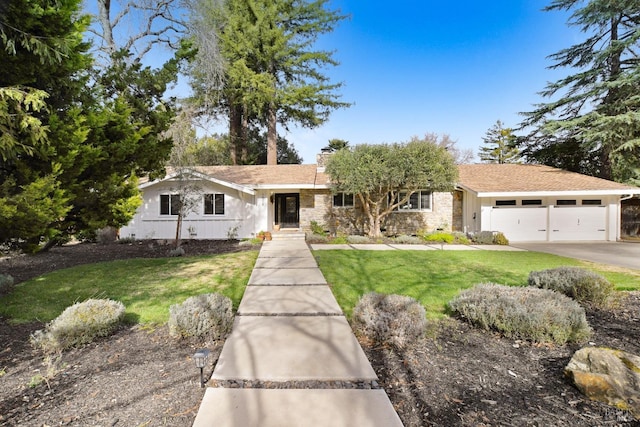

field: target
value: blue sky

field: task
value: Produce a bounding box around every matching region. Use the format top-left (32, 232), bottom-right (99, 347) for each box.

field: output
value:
top-left (282, 1), bottom-right (581, 164)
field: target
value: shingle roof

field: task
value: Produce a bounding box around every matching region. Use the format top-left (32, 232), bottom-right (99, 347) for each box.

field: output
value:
top-left (458, 164), bottom-right (639, 194)
top-left (148, 163), bottom-right (638, 195)
top-left (190, 165), bottom-right (323, 186)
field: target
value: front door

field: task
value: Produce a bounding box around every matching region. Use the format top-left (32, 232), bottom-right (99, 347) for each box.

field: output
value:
top-left (275, 193), bottom-right (300, 228)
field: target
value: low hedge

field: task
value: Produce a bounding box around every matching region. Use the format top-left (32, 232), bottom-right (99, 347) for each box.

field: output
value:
top-left (352, 292), bottom-right (427, 348)
top-left (168, 293), bottom-right (233, 341)
top-left (31, 299), bottom-right (126, 352)
top-left (448, 283), bottom-right (591, 344)
top-left (528, 266), bottom-right (614, 308)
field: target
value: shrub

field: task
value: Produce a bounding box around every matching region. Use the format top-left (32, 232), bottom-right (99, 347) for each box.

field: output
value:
top-left (305, 232), bottom-right (329, 243)
top-left (168, 246), bottom-right (185, 257)
top-left (0, 274), bottom-right (15, 293)
top-left (96, 227), bottom-right (119, 244)
top-left (423, 232), bottom-right (455, 244)
top-left (239, 238), bottom-right (263, 246)
top-left (528, 267), bottom-right (614, 308)
top-left (392, 235), bottom-right (422, 244)
top-left (493, 232), bottom-right (509, 245)
top-left (448, 283), bottom-right (591, 344)
top-left (330, 235), bottom-right (348, 244)
top-left (168, 293), bottom-right (233, 341)
top-left (309, 221), bottom-right (327, 236)
top-left (452, 232), bottom-right (471, 245)
top-left (352, 292), bottom-right (427, 349)
top-left (226, 224), bottom-right (240, 240)
top-left (346, 235), bottom-right (371, 244)
top-left (117, 236), bottom-right (136, 244)
top-left (31, 299), bottom-right (126, 352)
top-left (470, 231), bottom-right (494, 245)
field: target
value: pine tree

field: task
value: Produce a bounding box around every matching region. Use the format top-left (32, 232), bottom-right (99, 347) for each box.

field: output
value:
top-left (520, 0), bottom-right (640, 184)
top-left (479, 121), bottom-right (521, 164)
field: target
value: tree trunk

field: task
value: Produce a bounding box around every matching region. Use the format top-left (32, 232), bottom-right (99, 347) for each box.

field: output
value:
top-left (267, 103), bottom-right (277, 165)
top-left (240, 106), bottom-right (248, 164)
top-left (598, 16), bottom-right (621, 181)
top-left (371, 215), bottom-right (382, 238)
top-left (362, 197), bottom-right (383, 238)
top-left (96, 0), bottom-right (116, 55)
top-left (229, 103), bottom-right (242, 165)
top-left (175, 214), bottom-right (182, 248)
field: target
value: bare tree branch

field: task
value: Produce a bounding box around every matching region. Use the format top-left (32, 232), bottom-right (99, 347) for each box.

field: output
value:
top-left (90, 0), bottom-right (185, 63)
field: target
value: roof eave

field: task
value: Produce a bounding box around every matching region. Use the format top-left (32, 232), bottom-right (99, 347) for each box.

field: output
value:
top-left (474, 189), bottom-right (640, 198)
top-left (139, 169), bottom-right (255, 195)
top-left (253, 184), bottom-right (330, 190)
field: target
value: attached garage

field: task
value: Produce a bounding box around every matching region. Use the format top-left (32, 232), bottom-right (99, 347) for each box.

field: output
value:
top-left (488, 200), bottom-right (608, 242)
top-left (549, 205), bottom-right (607, 241)
top-left (489, 206), bottom-right (547, 241)
top-left (458, 164), bottom-right (640, 242)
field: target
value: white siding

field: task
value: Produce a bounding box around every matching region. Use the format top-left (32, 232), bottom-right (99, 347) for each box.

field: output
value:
top-left (120, 180), bottom-right (259, 240)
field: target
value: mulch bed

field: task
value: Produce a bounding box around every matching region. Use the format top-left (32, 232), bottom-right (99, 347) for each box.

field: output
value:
top-left (1, 241), bottom-right (640, 426)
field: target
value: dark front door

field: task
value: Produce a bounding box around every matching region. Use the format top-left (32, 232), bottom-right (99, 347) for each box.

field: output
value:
top-left (275, 193), bottom-right (300, 228)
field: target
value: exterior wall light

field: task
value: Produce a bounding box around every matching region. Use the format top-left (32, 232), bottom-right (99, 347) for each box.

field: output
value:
top-left (193, 348), bottom-right (210, 388)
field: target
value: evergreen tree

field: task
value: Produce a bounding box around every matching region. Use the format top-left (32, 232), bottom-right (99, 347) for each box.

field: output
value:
top-left (0, 0), bottom-right (92, 251)
top-left (186, 135), bottom-right (233, 166)
top-left (479, 121), bottom-right (521, 164)
top-left (0, 0), bottom-right (180, 251)
top-left (189, 0), bottom-right (349, 165)
top-left (322, 138), bottom-right (349, 152)
top-left (246, 129), bottom-right (303, 164)
top-left (520, 0), bottom-right (640, 184)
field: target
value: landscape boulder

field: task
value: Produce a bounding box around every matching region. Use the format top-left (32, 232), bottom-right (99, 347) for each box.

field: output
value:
top-left (565, 347), bottom-right (640, 418)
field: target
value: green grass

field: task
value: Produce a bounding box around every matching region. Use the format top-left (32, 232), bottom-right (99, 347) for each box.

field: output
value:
top-left (4, 247), bottom-right (638, 326)
top-left (314, 250), bottom-right (640, 319)
top-left (0, 251), bottom-right (258, 324)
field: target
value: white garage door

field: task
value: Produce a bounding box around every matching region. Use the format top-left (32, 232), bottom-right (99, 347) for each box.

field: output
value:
top-left (549, 206), bottom-right (607, 241)
top-left (490, 207), bottom-right (548, 241)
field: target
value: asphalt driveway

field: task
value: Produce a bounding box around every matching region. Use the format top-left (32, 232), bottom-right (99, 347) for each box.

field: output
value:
top-left (511, 242), bottom-right (640, 271)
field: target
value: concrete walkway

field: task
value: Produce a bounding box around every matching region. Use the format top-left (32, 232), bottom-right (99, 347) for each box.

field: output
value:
top-left (192, 240), bottom-right (403, 427)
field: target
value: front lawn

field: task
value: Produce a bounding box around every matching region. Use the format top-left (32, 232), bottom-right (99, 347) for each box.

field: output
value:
top-left (3, 248), bottom-right (637, 325)
top-left (0, 251), bottom-right (258, 324)
top-left (314, 250), bottom-right (640, 319)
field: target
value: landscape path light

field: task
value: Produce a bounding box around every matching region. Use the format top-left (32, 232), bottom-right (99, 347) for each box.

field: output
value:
top-left (193, 348), bottom-right (210, 388)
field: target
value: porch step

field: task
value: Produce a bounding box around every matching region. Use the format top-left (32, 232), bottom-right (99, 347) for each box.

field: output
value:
top-left (271, 230), bottom-right (306, 241)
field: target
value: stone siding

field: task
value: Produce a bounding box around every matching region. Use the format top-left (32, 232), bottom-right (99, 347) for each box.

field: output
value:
top-left (384, 192), bottom-right (455, 235)
top-left (300, 190), bottom-right (460, 236)
top-left (299, 189), bottom-right (331, 232)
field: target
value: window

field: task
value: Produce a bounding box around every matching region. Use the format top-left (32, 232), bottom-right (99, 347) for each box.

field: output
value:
top-left (557, 199), bottom-right (577, 206)
top-left (395, 190), bottom-right (432, 211)
top-left (160, 194), bottom-right (181, 215)
top-left (582, 199), bottom-right (602, 205)
top-left (333, 193), bottom-right (354, 207)
top-left (204, 193), bottom-right (225, 215)
top-left (495, 200), bottom-right (516, 206)
top-left (522, 199), bottom-right (542, 206)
